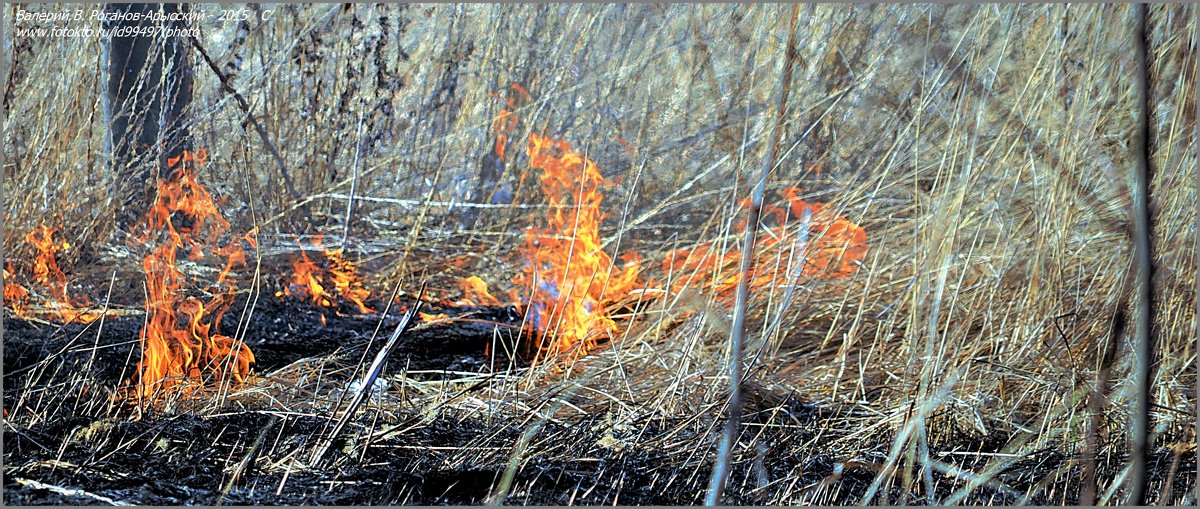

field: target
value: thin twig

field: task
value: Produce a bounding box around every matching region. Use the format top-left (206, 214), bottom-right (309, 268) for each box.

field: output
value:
top-left (706, 5), bottom-right (802, 505)
top-left (761, 208), bottom-right (812, 348)
top-left (13, 478), bottom-right (131, 506)
top-left (486, 378), bottom-right (596, 505)
top-left (188, 36), bottom-right (316, 230)
top-left (341, 97), bottom-right (367, 253)
top-left (925, 43), bottom-right (1127, 236)
top-left (1129, 3), bottom-right (1155, 504)
top-left (1080, 302), bottom-right (1126, 506)
top-left (216, 415), bottom-right (280, 505)
top-left (75, 270), bottom-right (117, 412)
top-left (1193, 4), bottom-right (1200, 506)
top-left (309, 282), bottom-right (426, 467)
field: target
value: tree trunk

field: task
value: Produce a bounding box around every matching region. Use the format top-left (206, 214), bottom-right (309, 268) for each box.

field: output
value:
top-left (105, 3), bottom-right (194, 230)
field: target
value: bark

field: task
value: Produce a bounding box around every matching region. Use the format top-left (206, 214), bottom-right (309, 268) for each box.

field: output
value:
top-left (105, 3), bottom-right (194, 230)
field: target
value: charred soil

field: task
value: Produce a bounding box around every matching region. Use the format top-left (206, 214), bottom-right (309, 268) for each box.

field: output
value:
top-left (4, 304), bottom-right (1193, 505)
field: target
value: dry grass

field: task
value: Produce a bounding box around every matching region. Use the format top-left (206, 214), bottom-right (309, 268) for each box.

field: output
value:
top-left (3, 3), bottom-right (1197, 505)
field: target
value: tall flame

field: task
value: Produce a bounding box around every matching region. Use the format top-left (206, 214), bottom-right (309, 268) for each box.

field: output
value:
top-left (514, 134), bottom-right (645, 358)
top-left (134, 149), bottom-right (255, 401)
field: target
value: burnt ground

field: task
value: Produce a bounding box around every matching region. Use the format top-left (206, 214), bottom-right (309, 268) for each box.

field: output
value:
top-left (3, 292), bottom-right (523, 389)
top-left (3, 297), bottom-right (1195, 505)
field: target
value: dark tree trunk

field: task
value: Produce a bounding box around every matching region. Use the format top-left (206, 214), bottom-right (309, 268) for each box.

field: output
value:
top-left (105, 3), bottom-right (194, 230)
top-left (460, 151), bottom-right (505, 229)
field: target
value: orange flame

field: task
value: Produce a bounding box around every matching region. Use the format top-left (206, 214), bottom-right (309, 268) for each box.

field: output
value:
top-left (3, 263), bottom-right (30, 318)
top-left (491, 83), bottom-right (529, 160)
top-left (419, 312), bottom-right (450, 323)
top-left (457, 275), bottom-right (500, 307)
top-left (493, 109), bottom-right (517, 160)
top-left (664, 186), bottom-right (868, 300)
top-left (281, 248), bottom-right (332, 307)
top-left (324, 248), bottom-right (373, 314)
top-left (782, 187), bottom-right (869, 279)
top-left (276, 236), bottom-right (373, 316)
top-left (26, 225), bottom-right (67, 288)
top-left (18, 224), bottom-right (99, 323)
top-left (514, 134), bottom-right (646, 358)
top-left (446, 138), bottom-right (865, 367)
top-left (133, 149), bottom-right (254, 401)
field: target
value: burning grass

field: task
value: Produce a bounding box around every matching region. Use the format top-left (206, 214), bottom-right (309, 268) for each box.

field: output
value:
top-left (275, 235), bottom-right (375, 319)
top-left (514, 134), bottom-right (651, 361)
top-left (3, 3), bottom-right (1197, 506)
top-left (131, 149), bottom-right (255, 402)
top-left (663, 186), bottom-right (869, 303)
top-left (2, 224), bottom-right (102, 324)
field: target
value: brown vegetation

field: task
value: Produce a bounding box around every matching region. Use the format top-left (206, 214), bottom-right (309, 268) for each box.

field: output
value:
top-left (2, 4), bottom-right (1196, 505)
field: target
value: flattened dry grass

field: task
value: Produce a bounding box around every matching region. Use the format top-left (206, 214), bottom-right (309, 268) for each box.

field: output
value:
top-left (3, 3), bottom-right (1196, 505)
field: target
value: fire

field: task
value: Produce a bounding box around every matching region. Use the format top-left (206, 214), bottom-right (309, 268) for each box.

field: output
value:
top-left (280, 247), bottom-right (332, 307)
top-left (324, 248), bottom-right (373, 314)
top-left (781, 187), bottom-right (869, 279)
top-left (514, 134), bottom-right (647, 358)
top-left (457, 275), bottom-right (500, 307)
top-left (276, 236), bottom-right (373, 316)
top-left (3, 263), bottom-right (30, 318)
top-left (491, 83), bottom-right (529, 160)
top-left (663, 186), bottom-right (868, 300)
top-left (446, 140), bottom-right (865, 367)
top-left (133, 149), bottom-right (255, 401)
top-left (12, 224), bottom-right (99, 323)
top-left (419, 312), bottom-right (450, 323)
top-left (27, 225), bottom-right (68, 287)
